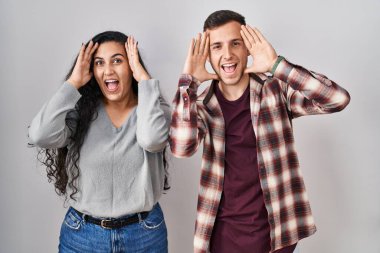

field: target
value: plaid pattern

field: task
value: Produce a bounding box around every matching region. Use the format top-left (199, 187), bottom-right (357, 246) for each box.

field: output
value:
top-left (169, 58), bottom-right (350, 253)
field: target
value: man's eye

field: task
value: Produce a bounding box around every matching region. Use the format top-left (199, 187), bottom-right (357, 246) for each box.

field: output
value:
top-left (233, 42), bottom-right (240, 47)
top-left (211, 45), bottom-right (220, 50)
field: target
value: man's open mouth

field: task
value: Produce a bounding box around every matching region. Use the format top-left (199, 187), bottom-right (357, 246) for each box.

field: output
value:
top-left (221, 63), bottom-right (237, 74)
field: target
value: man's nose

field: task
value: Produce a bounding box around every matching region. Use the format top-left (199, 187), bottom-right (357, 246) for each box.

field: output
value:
top-left (223, 46), bottom-right (232, 60)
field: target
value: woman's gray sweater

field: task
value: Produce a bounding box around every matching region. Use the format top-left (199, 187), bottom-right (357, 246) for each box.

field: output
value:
top-left (28, 80), bottom-right (171, 218)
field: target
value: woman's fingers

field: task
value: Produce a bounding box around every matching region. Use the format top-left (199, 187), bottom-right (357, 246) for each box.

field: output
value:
top-left (126, 37), bottom-right (131, 57)
top-left (208, 73), bottom-right (219, 81)
top-left (89, 42), bottom-right (99, 59)
top-left (77, 43), bottom-right (86, 63)
top-left (129, 36), bottom-right (134, 55)
top-left (125, 36), bottom-right (150, 81)
top-left (133, 37), bottom-right (139, 58)
top-left (83, 40), bottom-right (94, 61)
top-left (126, 36), bottom-right (139, 62)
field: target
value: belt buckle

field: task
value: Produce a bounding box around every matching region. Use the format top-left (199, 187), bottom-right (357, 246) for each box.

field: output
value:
top-left (100, 219), bottom-right (113, 229)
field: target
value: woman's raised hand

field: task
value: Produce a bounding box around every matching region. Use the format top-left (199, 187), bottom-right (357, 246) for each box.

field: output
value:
top-left (68, 41), bottom-right (98, 89)
top-left (125, 36), bottom-right (150, 82)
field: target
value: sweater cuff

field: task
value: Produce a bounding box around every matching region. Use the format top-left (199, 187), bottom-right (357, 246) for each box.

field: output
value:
top-left (62, 82), bottom-right (82, 105)
top-left (138, 79), bottom-right (160, 96)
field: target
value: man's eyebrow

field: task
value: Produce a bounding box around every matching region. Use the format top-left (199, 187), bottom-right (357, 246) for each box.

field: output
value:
top-left (210, 38), bottom-right (243, 46)
top-left (210, 42), bottom-right (221, 46)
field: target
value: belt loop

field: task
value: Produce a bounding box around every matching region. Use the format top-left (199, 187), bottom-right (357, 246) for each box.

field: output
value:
top-left (82, 213), bottom-right (86, 224)
top-left (137, 213), bottom-right (142, 222)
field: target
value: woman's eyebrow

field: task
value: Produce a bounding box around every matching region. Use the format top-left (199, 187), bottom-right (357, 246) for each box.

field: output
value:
top-left (94, 53), bottom-right (126, 60)
top-left (111, 53), bottom-right (126, 58)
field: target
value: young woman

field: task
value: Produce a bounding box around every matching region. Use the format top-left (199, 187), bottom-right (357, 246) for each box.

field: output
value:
top-left (28, 31), bottom-right (170, 252)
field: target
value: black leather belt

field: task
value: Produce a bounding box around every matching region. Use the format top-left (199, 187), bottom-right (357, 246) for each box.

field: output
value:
top-left (73, 208), bottom-right (149, 229)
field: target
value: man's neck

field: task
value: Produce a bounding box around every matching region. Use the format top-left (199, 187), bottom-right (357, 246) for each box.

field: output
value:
top-left (218, 74), bottom-right (250, 101)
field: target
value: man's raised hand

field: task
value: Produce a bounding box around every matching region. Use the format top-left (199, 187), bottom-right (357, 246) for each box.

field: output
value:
top-left (183, 32), bottom-right (218, 84)
top-left (240, 25), bottom-right (278, 74)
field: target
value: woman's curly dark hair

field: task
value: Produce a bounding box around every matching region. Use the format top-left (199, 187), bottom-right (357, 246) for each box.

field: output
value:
top-left (37, 31), bottom-right (169, 202)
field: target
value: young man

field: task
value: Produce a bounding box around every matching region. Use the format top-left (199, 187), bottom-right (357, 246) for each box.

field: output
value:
top-left (170, 10), bottom-right (350, 253)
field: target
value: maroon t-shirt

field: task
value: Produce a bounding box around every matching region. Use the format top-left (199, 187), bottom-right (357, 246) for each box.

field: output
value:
top-left (210, 84), bottom-right (296, 253)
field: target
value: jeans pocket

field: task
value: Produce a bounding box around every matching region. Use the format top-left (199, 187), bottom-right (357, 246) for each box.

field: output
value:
top-left (63, 208), bottom-right (82, 230)
top-left (141, 204), bottom-right (165, 230)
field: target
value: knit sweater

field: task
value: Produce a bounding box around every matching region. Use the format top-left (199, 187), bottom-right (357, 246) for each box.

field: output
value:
top-left (28, 79), bottom-right (170, 218)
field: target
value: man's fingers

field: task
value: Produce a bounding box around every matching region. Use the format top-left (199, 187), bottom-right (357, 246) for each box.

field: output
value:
top-left (187, 38), bottom-right (195, 57)
top-left (246, 25), bottom-right (261, 43)
top-left (244, 66), bottom-right (254, 74)
top-left (241, 26), bottom-right (256, 46)
top-left (252, 27), bottom-right (266, 43)
top-left (240, 29), bottom-right (252, 49)
top-left (199, 32), bottom-right (207, 55)
top-left (209, 73), bottom-right (219, 80)
top-left (194, 33), bottom-right (201, 55)
top-left (203, 36), bottom-right (210, 57)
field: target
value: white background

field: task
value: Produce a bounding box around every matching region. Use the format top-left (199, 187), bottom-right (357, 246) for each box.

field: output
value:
top-left (1, 0), bottom-right (379, 252)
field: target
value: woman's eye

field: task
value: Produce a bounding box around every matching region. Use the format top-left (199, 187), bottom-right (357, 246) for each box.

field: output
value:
top-left (113, 58), bottom-right (122, 64)
top-left (95, 60), bottom-right (103, 66)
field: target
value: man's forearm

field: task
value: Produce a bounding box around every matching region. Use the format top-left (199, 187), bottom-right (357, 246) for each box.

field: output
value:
top-left (169, 75), bottom-right (205, 158)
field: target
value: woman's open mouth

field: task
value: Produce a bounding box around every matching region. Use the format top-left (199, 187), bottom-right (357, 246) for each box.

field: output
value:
top-left (105, 79), bottom-right (119, 92)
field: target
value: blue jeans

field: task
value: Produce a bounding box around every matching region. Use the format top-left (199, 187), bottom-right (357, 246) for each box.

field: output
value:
top-left (59, 203), bottom-right (168, 253)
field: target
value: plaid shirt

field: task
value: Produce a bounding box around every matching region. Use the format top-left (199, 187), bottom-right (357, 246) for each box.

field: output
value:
top-left (169, 58), bottom-right (350, 253)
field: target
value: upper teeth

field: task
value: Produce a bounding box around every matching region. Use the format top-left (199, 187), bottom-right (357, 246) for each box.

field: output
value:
top-left (223, 63), bottom-right (235, 67)
top-left (105, 80), bottom-right (117, 83)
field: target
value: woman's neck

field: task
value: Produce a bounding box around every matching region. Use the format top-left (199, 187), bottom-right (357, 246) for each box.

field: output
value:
top-left (103, 93), bottom-right (137, 111)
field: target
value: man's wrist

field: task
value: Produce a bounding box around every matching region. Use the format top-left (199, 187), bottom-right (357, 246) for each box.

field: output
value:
top-left (181, 73), bottom-right (201, 86)
top-left (270, 56), bottom-right (285, 75)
